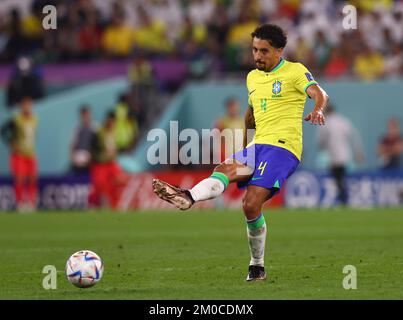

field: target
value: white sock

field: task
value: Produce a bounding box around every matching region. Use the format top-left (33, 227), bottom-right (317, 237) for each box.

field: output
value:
top-left (189, 172), bottom-right (229, 202)
top-left (246, 214), bottom-right (267, 267)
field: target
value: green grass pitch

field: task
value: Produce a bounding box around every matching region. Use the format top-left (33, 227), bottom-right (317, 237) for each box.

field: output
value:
top-left (0, 208), bottom-right (402, 299)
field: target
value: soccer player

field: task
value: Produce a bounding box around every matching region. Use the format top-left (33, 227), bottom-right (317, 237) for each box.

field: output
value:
top-left (7, 97), bottom-right (38, 212)
top-left (70, 106), bottom-right (96, 175)
top-left (89, 111), bottom-right (126, 210)
top-left (214, 97), bottom-right (245, 162)
top-left (152, 24), bottom-right (329, 281)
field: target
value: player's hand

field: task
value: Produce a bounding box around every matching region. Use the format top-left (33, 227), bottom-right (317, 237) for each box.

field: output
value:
top-left (304, 109), bottom-right (325, 125)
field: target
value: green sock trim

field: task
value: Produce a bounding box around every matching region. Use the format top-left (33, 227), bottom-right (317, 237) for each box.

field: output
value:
top-left (210, 172), bottom-right (229, 189)
top-left (247, 214), bottom-right (265, 230)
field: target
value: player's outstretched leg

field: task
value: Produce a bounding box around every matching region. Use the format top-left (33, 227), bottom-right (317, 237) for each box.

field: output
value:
top-left (152, 179), bottom-right (195, 210)
top-left (152, 160), bottom-right (252, 210)
top-left (243, 185), bottom-right (272, 281)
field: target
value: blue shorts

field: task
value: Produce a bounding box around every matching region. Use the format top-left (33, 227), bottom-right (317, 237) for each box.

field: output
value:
top-left (232, 144), bottom-right (300, 196)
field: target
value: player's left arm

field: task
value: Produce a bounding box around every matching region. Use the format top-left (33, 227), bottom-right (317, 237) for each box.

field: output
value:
top-left (304, 84), bottom-right (329, 125)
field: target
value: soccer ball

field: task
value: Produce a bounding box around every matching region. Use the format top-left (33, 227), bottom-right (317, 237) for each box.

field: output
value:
top-left (66, 250), bottom-right (104, 288)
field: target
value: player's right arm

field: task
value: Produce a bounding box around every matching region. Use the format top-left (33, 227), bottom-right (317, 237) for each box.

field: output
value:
top-left (304, 84), bottom-right (329, 125)
top-left (243, 106), bottom-right (255, 148)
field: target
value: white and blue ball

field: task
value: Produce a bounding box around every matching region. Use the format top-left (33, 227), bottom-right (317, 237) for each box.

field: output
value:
top-left (66, 250), bottom-right (103, 288)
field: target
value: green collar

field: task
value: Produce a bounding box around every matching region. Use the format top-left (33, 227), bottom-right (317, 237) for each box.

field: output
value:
top-left (259, 58), bottom-right (285, 74)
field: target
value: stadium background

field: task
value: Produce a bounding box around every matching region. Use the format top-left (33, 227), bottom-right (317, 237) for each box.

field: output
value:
top-left (0, 0), bottom-right (402, 210)
top-left (0, 0), bottom-right (402, 301)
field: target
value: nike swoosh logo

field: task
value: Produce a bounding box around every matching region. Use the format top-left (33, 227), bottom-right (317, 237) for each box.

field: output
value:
top-left (251, 177), bottom-right (263, 181)
top-left (249, 89), bottom-right (256, 95)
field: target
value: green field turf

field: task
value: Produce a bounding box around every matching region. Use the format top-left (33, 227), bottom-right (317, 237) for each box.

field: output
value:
top-left (0, 208), bottom-right (402, 300)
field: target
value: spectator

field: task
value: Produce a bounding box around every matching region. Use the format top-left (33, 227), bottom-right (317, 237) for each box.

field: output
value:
top-left (3, 8), bottom-right (26, 62)
top-left (102, 6), bottom-right (135, 57)
top-left (0, 13), bottom-right (7, 57)
top-left (21, 0), bottom-right (44, 51)
top-left (207, 3), bottom-right (230, 49)
top-left (360, 10), bottom-right (388, 51)
top-left (377, 118), bottom-right (403, 170)
top-left (54, 7), bottom-right (80, 61)
top-left (143, 0), bottom-right (183, 43)
top-left (351, 0), bottom-right (393, 12)
top-left (280, 0), bottom-right (302, 20)
top-left (316, 105), bottom-right (364, 205)
top-left (312, 30), bottom-right (332, 69)
top-left (353, 45), bottom-right (385, 81)
top-left (226, 4), bottom-right (259, 70)
top-left (114, 94), bottom-right (138, 153)
top-left (77, 9), bottom-right (103, 60)
top-left (70, 106), bottom-right (97, 175)
top-left (180, 15), bottom-right (207, 46)
top-left (299, 9), bottom-right (333, 48)
top-left (206, 2), bottom-right (230, 70)
top-left (187, 0), bottom-right (216, 26)
top-left (7, 55), bottom-right (45, 107)
top-left (388, 9), bottom-right (403, 44)
top-left (384, 43), bottom-right (403, 78)
top-left (128, 53), bottom-right (154, 128)
top-left (291, 36), bottom-right (312, 65)
top-left (181, 38), bottom-right (210, 79)
top-left (0, 0), bottom-right (401, 80)
top-left (89, 111), bottom-right (126, 209)
top-left (1, 97), bottom-right (39, 212)
top-left (227, 3), bottom-right (259, 47)
top-left (132, 4), bottom-right (172, 54)
top-left (324, 47), bottom-right (349, 80)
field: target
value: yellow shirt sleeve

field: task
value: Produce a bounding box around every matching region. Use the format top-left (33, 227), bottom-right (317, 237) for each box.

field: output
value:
top-left (293, 63), bottom-right (318, 98)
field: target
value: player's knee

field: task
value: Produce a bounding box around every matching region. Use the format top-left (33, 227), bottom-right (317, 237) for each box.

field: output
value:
top-left (214, 163), bottom-right (235, 179)
top-left (242, 198), bottom-right (260, 219)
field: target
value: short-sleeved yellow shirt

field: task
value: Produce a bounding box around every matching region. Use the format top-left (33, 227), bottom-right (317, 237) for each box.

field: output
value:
top-left (246, 58), bottom-right (318, 160)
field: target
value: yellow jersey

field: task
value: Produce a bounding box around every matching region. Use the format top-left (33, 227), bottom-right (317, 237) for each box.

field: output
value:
top-left (12, 113), bottom-right (38, 157)
top-left (92, 127), bottom-right (117, 163)
top-left (216, 116), bottom-right (245, 157)
top-left (246, 58), bottom-right (318, 160)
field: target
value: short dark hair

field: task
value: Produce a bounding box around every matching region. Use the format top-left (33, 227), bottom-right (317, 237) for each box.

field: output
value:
top-left (251, 24), bottom-right (287, 49)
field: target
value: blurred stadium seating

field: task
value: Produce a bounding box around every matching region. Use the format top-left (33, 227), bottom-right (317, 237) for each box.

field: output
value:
top-left (0, 0), bottom-right (402, 210)
top-left (0, 0), bottom-right (402, 79)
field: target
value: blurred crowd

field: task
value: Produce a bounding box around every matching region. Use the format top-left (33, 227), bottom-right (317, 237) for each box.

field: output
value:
top-left (0, 95), bottom-right (137, 211)
top-left (0, 0), bottom-right (403, 81)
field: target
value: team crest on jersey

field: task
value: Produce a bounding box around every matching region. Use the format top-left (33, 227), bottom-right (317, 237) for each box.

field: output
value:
top-left (272, 80), bottom-right (282, 95)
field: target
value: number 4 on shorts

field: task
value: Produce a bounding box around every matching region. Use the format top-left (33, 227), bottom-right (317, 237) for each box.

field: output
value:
top-left (258, 161), bottom-right (267, 175)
